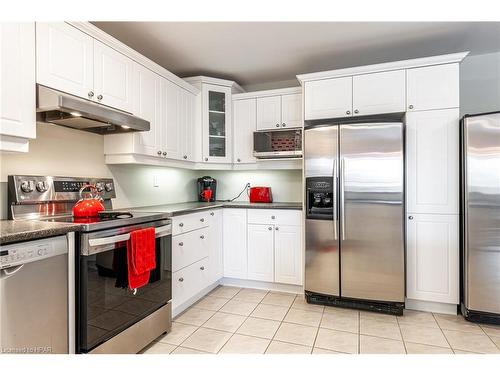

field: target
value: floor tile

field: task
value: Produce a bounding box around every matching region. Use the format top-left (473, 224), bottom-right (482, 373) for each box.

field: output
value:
top-left (142, 342), bottom-right (176, 354)
top-left (359, 335), bottom-right (406, 354)
top-left (219, 334), bottom-right (270, 354)
top-left (233, 288), bottom-right (268, 303)
top-left (434, 313), bottom-right (483, 334)
top-left (453, 349), bottom-right (482, 354)
top-left (266, 341), bottom-right (312, 354)
top-left (194, 296), bottom-right (230, 311)
top-left (236, 317), bottom-right (281, 339)
top-left (314, 328), bottom-right (358, 354)
top-left (209, 286), bottom-right (241, 299)
top-left (359, 310), bottom-right (398, 323)
top-left (397, 310), bottom-right (438, 328)
top-left (261, 292), bottom-right (296, 307)
top-left (174, 307), bottom-right (215, 326)
top-left (405, 342), bottom-right (454, 354)
top-left (443, 329), bottom-right (500, 354)
top-left (399, 324), bottom-right (450, 348)
top-left (274, 322), bottom-right (318, 346)
top-left (181, 327), bottom-right (232, 353)
top-left (250, 303), bottom-right (289, 321)
top-left (481, 324), bottom-right (500, 338)
top-left (320, 311), bottom-right (359, 333)
top-left (312, 347), bottom-right (345, 354)
top-left (489, 335), bottom-right (500, 349)
top-left (171, 346), bottom-right (209, 354)
top-left (284, 308), bottom-right (322, 327)
top-left (292, 296), bottom-right (325, 313)
top-left (219, 299), bottom-right (258, 316)
top-left (360, 318), bottom-right (402, 340)
top-left (158, 322), bottom-right (198, 345)
top-left (202, 311), bottom-right (247, 333)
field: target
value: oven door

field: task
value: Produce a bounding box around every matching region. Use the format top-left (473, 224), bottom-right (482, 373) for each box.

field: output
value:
top-left (77, 220), bottom-right (172, 353)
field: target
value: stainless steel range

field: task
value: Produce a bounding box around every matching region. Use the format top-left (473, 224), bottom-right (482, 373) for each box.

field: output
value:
top-left (8, 175), bottom-right (172, 354)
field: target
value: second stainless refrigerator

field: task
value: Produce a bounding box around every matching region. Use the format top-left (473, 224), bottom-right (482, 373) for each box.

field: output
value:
top-left (304, 120), bottom-right (405, 314)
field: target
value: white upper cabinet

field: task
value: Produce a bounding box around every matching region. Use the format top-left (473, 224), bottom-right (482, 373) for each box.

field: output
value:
top-left (406, 108), bottom-right (459, 215)
top-left (0, 22), bottom-right (36, 152)
top-left (233, 98), bottom-right (257, 164)
top-left (223, 209), bottom-right (248, 279)
top-left (203, 84), bottom-right (232, 163)
top-left (93, 40), bottom-right (134, 113)
top-left (164, 80), bottom-right (182, 160)
top-left (304, 76), bottom-right (353, 120)
top-left (274, 224), bottom-right (303, 285)
top-left (133, 65), bottom-right (162, 157)
top-left (281, 93), bottom-right (302, 128)
top-left (406, 213), bottom-right (459, 304)
top-left (247, 224), bottom-right (275, 282)
top-left (36, 22), bottom-right (94, 99)
top-left (257, 95), bottom-right (281, 130)
top-left (407, 63), bottom-right (459, 111)
top-left (353, 70), bottom-right (406, 116)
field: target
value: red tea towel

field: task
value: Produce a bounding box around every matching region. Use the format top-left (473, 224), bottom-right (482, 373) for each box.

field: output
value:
top-left (127, 227), bottom-right (156, 290)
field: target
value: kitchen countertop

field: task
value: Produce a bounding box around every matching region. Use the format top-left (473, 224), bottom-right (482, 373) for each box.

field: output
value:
top-left (128, 201), bottom-right (303, 217)
top-left (0, 220), bottom-right (82, 246)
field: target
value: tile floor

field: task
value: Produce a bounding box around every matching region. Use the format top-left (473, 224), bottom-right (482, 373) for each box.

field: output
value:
top-left (141, 286), bottom-right (500, 354)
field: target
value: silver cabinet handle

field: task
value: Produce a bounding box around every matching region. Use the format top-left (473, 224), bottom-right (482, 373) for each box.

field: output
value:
top-left (97, 94), bottom-right (103, 101)
top-left (183, 155), bottom-right (187, 159)
top-left (179, 242), bottom-right (184, 246)
top-left (179, 277), bottom-right (184, 282)
top-left (408, 216), bottom-right (414, 220)
top-left (282, 123), bottom-right (286, 127)
top-left (271, 215), bottom-right (276, 219)
top-left (346, 110), bottom-right (351, 115)
top-left (204, 157), bottom-right (208, 161)
top-left (88, 91), bottom-right (94, 98)
top-left (200, 266), bottom-right (205, 271)
top-left (179, 223), bottom-right (184, 227)
top-left (200, 235), bottom-right (205, 239)
top-left (210, 212), bottom-right (214, 216)
top-left (162, 151), bottom-right (167, 156)
top-left (341, 158), bottom-right (346, 241)
top-left (157, 150), bottom-right (162, 155)
top-left (200, 218), bottom-right (205, 222)
top-left (275, 227), bottom-right (279, 230)
top-left (409, 105), bottom-right (414, 109)
top-left (237, 158), bottom-right (241, 162)
top-left (275, 124), bottom-right (280, 127)
top-left (268, 227), bottom-right (272, 230)
top-left (354, 109), bottom-right (359, 114)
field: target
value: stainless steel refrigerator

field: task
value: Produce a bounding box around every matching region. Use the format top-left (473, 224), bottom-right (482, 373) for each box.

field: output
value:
top-left (461, 111), bottom-right (500, 324)
top-left (304, 119), bottom-right (405, 314)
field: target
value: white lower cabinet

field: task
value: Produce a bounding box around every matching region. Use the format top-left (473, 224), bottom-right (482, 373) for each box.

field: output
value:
top-left (406, 213), bottom-right (459, 304)
top-left (274, 225), bottom-right (303, 285)
top-left (247, 224), bottom-right (275, 282)
top-left (207, 209), bottom-right (223, 284)
top-left (173, 257), bottom-right (209, 310)
top-left (223, 209), bottom-right (248, 279)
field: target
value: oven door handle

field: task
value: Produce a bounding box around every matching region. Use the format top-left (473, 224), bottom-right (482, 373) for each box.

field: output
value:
top-left (88, 224), bottom-right (172, 247)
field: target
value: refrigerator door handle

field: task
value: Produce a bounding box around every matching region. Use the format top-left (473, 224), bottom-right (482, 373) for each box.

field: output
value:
top-left (333, 159), bottom-right (338, 240)
top-left (341, 157), bottom-right (346, 241)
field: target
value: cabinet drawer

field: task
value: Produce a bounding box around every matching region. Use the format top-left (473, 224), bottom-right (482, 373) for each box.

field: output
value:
top-left (172, 228), bottom-right (209, 272)
top-left (247, 209), bottom-right (302, 226)
top-left (172, 211), bottom-right (210, 235)
top-left (172, 257), bottom-right (210, 309)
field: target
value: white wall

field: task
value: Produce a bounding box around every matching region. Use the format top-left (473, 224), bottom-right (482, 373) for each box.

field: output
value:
top-left (460, 51), bottom-right (500, 116)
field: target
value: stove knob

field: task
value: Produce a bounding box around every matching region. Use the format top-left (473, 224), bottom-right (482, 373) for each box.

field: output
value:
top-left (36, 181), bottom-right (48, 193)
top-left (21, 180), bottom-right (34, 193)
top-left (104, 183), bottom-right (113, 192)
top-left (95, 182), bottom-right (105, 192)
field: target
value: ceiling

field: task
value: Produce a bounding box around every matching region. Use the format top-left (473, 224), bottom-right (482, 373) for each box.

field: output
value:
top-left (92, 22), bottom-right (500, 89)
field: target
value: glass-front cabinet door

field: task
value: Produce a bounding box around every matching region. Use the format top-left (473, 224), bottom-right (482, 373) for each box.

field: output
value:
top-left (202, 83), bottom-right (232, 163)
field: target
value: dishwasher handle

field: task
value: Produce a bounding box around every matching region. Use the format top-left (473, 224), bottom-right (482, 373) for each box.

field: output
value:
top-left (0, 264), bottom-right (24, 280)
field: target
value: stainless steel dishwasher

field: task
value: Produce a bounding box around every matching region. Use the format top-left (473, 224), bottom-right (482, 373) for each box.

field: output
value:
top-left (0, 235), bottom-right (71, 354)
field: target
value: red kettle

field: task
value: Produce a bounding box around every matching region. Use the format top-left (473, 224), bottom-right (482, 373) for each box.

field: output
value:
top-left (72, 184), bottom-right (105, 218)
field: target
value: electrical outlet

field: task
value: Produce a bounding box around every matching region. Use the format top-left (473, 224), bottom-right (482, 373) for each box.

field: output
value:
top-left (153, 175), bottom-right (159, 187)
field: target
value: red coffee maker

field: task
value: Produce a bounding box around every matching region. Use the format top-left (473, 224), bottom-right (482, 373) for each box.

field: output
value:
top-left (197, 176), bottom-right (217, 202)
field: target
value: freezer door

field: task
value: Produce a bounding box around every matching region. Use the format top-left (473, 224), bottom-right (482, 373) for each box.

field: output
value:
top-left (464, 113), bottom-right (500, 314)
top-left (304, 125), bottom-right (340, 296)
top-left (340, 122), bottom-right (404, 302)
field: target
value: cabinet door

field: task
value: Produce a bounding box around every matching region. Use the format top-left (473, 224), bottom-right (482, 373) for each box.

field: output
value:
top-left (247, 224), bottom-right (274, 282)
top-left (202, 84), bottom-right (232, 163)
top-left (406, 109), bottom-right (459, 215)
top-left (93, 40), bottom-right (134, 113)
top-left (353, 70), bottom-right (405, 116)
top-left (304, 77), bottom-right (352, 120)
top-left (406, 213), bottom-right (459, 304)
top-left (133, 65), bottom-right (162, 157)
top-left (0, 23), bottom-right (36, 144)
top-left (407, 63), bottom-right (459, 111)
top-left (233, 98), bottom-right (257, 164)
top-left (281, 93), bottom-right (302, 129)
top-left (207, 209), bottom-right (223, 283)
top-left (222, 209), bottom-right (247, 279)
top-left (180, 90), bottom-right (196, 161)
top-left (275, 225), bottom-right (303, 285)
top-left (164, 80), bottom-right (182, 160)
top-left (36, 22), bottom-right (93, 99)
top-left (256, 95), bottom-right (282, 130)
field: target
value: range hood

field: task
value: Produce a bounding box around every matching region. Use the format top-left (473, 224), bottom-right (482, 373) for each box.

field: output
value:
top-left (36, 85), bottom-right (150, 135)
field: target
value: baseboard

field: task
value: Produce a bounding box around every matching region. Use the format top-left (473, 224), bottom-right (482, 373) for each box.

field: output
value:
top-left (405, 298), bottom-right (458, 315)
top-left (221, 278), bottom-right (303, 295)
top-left (172, 281), bottom-right (221, 318)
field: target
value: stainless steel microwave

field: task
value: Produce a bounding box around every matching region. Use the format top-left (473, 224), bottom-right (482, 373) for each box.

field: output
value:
top-left (253, 129), bottom-right (302, 159)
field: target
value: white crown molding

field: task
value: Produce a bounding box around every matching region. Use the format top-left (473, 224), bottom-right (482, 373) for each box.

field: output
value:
top-left (66, 22), bottom-right (200, 95)
top-left (233, 86), bottom-right (301, 101)
top-left (183, 76), bottom-right (245, 94)
top-left (296, 52), bottom-right (470, 83)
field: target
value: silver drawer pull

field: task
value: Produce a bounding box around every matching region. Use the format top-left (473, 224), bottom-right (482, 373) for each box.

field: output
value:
top-left (268, 227), bottom-right (272, 231)
top-left (200, 266), bottom-right (205, 271)
top-left (210, 212), bottom-right (214, 216)
top-left (179, 242), bottom-right (184, 246)
top-left (275, 227), bottom-right (279, 230)
top-left (179, 223), bottom-right (184, 227)
top-left (179, 277), bottom-right (184, 282)
top-left (271, 215), bottom-right (276, 219)
top-left (200, 218), bottom-right (205, 222)
top-left (200, 235), bottom-right (205, 239)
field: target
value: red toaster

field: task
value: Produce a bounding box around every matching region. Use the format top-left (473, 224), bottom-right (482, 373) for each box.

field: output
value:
top-left (249, 187), bottom-right (273, 203)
